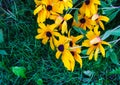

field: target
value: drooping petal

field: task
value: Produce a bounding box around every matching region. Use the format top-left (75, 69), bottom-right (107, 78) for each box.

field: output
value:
top-left (35, 34), bottom-right (43, 39)
top-left (74, 54), bottom-right (82, 68)
top-left (42, 37), bottom-right (49, 44)
top-left (99, 16), bottom-right (109, 22)
top-left (56, 51), bottom-right (61, 59)
top-left (89, 50), bottom-right (94, 60)
top-left (82, 40), bottom-right (90, 47)
top-left (50, 38), bottom-right (54, 50)
top-left (94, 47), bottom-right (99, 61)
top-left (87, 46), bottom-right (95, 55)
top-left (34, 5), bottom-right (43, 15)
top-left (99, 44), bottom-right (105, 57)
top-left (62, 21), bottom-right (67, 34)
top-left (99, 21), bottom-right (105, 30)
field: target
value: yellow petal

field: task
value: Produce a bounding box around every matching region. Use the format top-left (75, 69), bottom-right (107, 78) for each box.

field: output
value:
top-left (35, 34), bottom-right (43, 39)
top-left (56, 51), bottom-right (61, 59)
top-left (86, 31), bottom-right (96, 39)
top-left (50, 38), bottom-right (54, 50)
top-left (64, 14), bottom-right (73, 21)
top-left (62, 21), bottom-right (67, 34)
top-left (99, 44), bottom-right (105, 57)
top-left (89, 50), bottom-right (94, 60)
top-left (55, 16), bottom-right (63, 25)
top-left (82, 40), bottom-right (90, 47)
top-left (94, 25), bottom-right (100, 36)
top-left (101, 41), bottom-right (111, 48)
top-left (87, 46), bottom-right (95, 55)
top-left (94, 47), bottom-right (99, 61)
top-left (42, 38), bottom-right (49, 44)
top-left (74, 54), bottom-right (82, 68)
top-left (73, 35), bottom-right (83, 42)
top-left (99, 16), bottom-right (109, 22)
top-left (34, 5), bottom-right (43, 15)
top-left (99, 21), bottom-right (105, 30)
top-left (38, 23), bottom-right (46, 29)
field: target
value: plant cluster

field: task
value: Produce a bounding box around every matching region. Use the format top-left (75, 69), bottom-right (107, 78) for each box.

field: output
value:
top-left (34, 0), bottom-right (112, 71)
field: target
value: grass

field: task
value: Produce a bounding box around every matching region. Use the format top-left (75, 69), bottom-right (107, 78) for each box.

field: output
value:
top-left (0, 0), bottom-right (120, 85)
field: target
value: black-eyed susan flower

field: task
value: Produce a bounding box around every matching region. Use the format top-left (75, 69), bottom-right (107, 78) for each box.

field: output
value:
top-left (72, 14), bottom-right (96, 30)
top-left (92, 14), bottom-right (109, 30)
top-left (55, 14), bottom-right (73, 34)
top-left (35, 23), bottom-right (61, 50)
top-left (80, 0), bottom-right (100, 17)
top-left (82, 25), bottom-right (111, 61)
top-left (55, 35), bottom-right (75, 71)
top-left (68, 31), bottom-right (83, 68)
top-left (34, 0), bottom-right (61, 23)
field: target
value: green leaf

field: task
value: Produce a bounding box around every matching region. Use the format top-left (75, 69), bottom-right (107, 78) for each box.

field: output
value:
top-left (36, 79), bottom-right (43, 85)
top-left (109, 67), bottom-right (120, 75)
top-left (0, 29), bottom-right (4, 43)
top-left (0, 50), bottom-right (7, 55)
top-left (109, 49), bottom-right (119, 65)
top-left (101, 26), bottom-right (120, 40)
top-left (73, 26), bottom-right (86, 34)
top-left (73, 0), bottom-right (78, 5)
top-left (12, 66), bottom-right (26, 78)
top-left (74, 9), bottom-right (78, 23)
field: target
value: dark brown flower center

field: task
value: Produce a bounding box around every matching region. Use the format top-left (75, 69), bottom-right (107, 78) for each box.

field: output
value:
top-left (93, 43), bottom-right (99, 46)
top-left (47, 5), bottom-right (52, 11)
top-left (58, 44), bottom-right (64, 52)
top-left (71, 51), bottom-right (75, 56)
top-left (46, 31), bottom-right (52, 37)
top-left (85, 0), bottom-right (90, 5)
top-left (80, 18), bottom-right (86, 23)
top-left (69, 41), bottom-right (73, 47)
top-left (59, 0), bottom-right (63, 1)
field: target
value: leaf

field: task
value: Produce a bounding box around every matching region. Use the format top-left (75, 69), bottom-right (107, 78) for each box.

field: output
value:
top-left (74, 9), bottom-right (78, 23)
top-left (73, 26), bottom-right (86, 34)
top-left (36, 79), bottom-right (43, 85)
top-left (83, 70), bottom-right (94, 77)
top-left (0, 50), bottom-right (8, 55)
top-left (12, 66), bottom-right (26, 78)
top-left (109, 48), bottom-right (119, 65)
top-left (0, 29), bottom-right (4, 43)
top-left (101, 25), bottom-right (120, 40)
top-left (73, 0), bottom-right (78, 5)
top-left (109, 67), bottom-right (120, 75)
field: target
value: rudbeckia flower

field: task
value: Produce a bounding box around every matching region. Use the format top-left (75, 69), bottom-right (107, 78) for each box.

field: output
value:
top-left (80, 0), bottom-right (100, 17)
top-left (92, 14), bottom-right (109, 30)
top-left (34, 0), bottom-right (61, 23)
top-left (55, 14), bottom-right (73, 34)
top-left (72, 14), bottom-right (96, 30)
top-left (55, 36), bottom-right (75, 71)
top-left (68, 31), bottom-right (83, 68)
top-left (82, 25), bottom-right (111, 61)
top-left (35, 23), bottom-right (60, 50)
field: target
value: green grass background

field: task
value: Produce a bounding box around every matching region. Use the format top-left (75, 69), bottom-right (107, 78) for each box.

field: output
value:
top-left (0, 0), bottom-right (120, 85)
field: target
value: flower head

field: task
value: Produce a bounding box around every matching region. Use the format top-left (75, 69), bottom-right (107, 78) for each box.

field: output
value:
top-left (35, 23), bottom-right (60, 50)
top-left (80, 0), bottom-right (100, 17)
top-left (73, 14), bottom-right (96, 30)
top-left (55, 35), bottom-right (75, 71)
top-left (92, 14), bottom-right (109, 30)
top-left (82, 25), bottom-right (111, 61)
top-left (55, 14), bottom-right (73, 34)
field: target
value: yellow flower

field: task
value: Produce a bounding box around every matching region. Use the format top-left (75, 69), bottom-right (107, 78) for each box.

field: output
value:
top-left (92, 14), bottom-right (109, 30)
top-left (82, 25), bottom-right (111, 61)
top-left (55, 36), bottom-right (75, 71)
top-left (34, 0), bottom-right (42, 6)
top-left (55, 14), bottom-right (73, 34)
top-left (34, 0), bottom-right (61, 23)
top-left (35, 23), bottom-right (60, 50)
top-left (80, 0), bottom-right (100, 17)
top-left (68, 31), bottom-right (83, 68)
top-left (72, 14), bottom-right (96, 30)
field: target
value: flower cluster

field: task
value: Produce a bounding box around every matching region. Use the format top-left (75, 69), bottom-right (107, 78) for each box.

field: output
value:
top-left (34, 0), bottom-right (111, 71)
